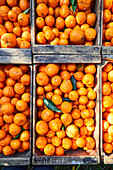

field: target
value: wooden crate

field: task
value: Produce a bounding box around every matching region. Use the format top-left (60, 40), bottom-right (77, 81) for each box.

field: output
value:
top-left (0, 64), bottom-right (33, 166)
top-left (100, 59), bottom-right (113, 164)
top-left (32, 63), bottom-right (100, 165)
top-left (101, 0), bottom-right (113, 54)
top-left (0, 0), bottom-right (32, 56)
top-left (33, 55), bottom-right (101, 64)
top-left (32, 0), bottom-right (101, 55)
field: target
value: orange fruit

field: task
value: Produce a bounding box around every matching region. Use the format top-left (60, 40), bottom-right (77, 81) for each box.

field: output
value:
top-left (103, 133), bottom-right (113, 143)
top-left (108, 70), bottom-right (113, 82)
top-left (52, 94), bottom-right (62, 105)
top-left (9, 123), bottom-right (21, 136)
top-left (108, 125), bottom-right (113, 136)
top-left (61, 101), bottom-right (72, 113)
top-left (36, 120), bottom-right (48, 135)
top-left (60, 80), bottom-right (72, 93)
top-left (76, 138), bottom-right (85, 148)
top-left (10, 139), bottom-right (21, 150)
top-left (0, 130), bottom-right (6, 140)
top-left (62, 137), bottom-right (72, 149)
top-left (41, 109), bottom-right (54, 122)
top-left (3, 146), bottom-right (12, 156)
top-left (44, 144), bottom-right (55, 156)
top-left (103, 143), bottom-right (112, 154)
top-left (61, 113), bottom-right (72, 126)
top-left (36, 136), bottom-right (47, 149)
top-left (85, 137), bottom-right (95, 150)
top-left (20, 131), bottom-right (30, 142)
top-left (56, 130), bottom-right (66, 139)
top-left (49, 118), bottom-right (62, 132)
top-left (102, 96), bottom-right (113, 108)
top-left (68, 91), bottom-right (79, 101)
top-left (45, 64), bottom-right (59, 77)
top-left (36, 72), bottom-right (49, 86)
top-left (59, 5), bottom-right (69, 18)
top-left (36, 3), bottom-right (48, 17)
top-left (66, 124), bottom-right (79, 138)
top-left (65, 15), bottom-right (76, 28)
top-left (46, 130), bottom-right (55, 138)
top-left (81, 109), bottom-right (91, 119)
top-left (71, 108), bottom-right (81, 119)
top-left (55, 146), bottom-right (64, 156)
top-left (51, 136), bottom-right (61, 146)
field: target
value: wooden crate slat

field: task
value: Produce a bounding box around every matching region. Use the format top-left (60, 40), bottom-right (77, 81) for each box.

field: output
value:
top-left (0, 56), bottom-right (32, 64)
top-left (33, 55), bottom-right (101, 63)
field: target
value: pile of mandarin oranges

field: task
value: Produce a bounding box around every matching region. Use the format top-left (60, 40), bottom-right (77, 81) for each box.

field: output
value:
top-left (36, 0), bottom-right (97, 45)
top-left (36, 63), bottom-right (96, 156)
top-left (102, 62), bottom-right (113, 154)
top-left (0, 0), bottom-right (31, 48)
top-left (103, 0), bottom-right (113, 46)
top-left (0, 64), bottom-right (30, 156)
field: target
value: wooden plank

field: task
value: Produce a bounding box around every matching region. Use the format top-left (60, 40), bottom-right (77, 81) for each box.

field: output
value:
top-left (0, 56), bottom-right (32, 64)
top-left (100, 60), bottom-right (113, 164)
top-left (32, 64), bottom-right (100, 165)
top-left (33, 55), bottom-right (101, 64)
top-left (0, 49), bottom-right (31, 56)
top-left (33, 45), bottom-right (100, 55)
top-left (0, 65), bottom-right (33, 166)
top-left (32, 0), bottom-right (101, 55)
top-left (102, 55), bottom-right (113, 61)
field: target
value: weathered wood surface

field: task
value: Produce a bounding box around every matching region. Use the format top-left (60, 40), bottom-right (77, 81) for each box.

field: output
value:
top-left (0, 65), bottom-right (33, 166)
top-left (33, 55), bottom-right (101, 63)
top-left (100, 60), bottom-right (113, 164)
top-left (102, 47), bottom-right (113, 55)
top-left (33, 45), bottom-right (101, 55)
top-left (102, 55), bottom-right (113, 61)
top-left (0, 56), bottom-right (32, 64)
top-left (32, 64), bottom-right (100, 165)
top-left (32, 0), bottom-right (101, 54)
top-left (0, 49), bottom-right (31, 56)
top-left (33, 156), bottom-right (100, 165)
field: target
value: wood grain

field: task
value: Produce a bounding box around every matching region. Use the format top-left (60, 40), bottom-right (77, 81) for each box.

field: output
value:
top-left (33, 55), bottom-right (101, 63)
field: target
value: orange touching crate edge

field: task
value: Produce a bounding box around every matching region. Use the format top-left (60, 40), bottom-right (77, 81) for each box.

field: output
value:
top-left (32, 63), bottom-right (100, 165)
top-left (0, 64), bottom-right (32, 166)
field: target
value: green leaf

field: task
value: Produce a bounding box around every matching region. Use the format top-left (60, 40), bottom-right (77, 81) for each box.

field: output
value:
top-left (62, 124), bottom-right (66, 131)
top-left (12, 126), bottom-right (25, 140)
top-left (44, 97), bottom-right (62, 113)
top-left (71, 75), bottom-right (76, 90)
top-left (72, 2), bottom-right (77, 12)
top-left (23, 8), bottom-right (30, 14)
top-left (76, 165), bottom-right (80, 170)
top-left (12, 134), bottom-right (20, 140)
top-left (70, 0), bottom-right (75, 5)
top-left (63, 98), bottom-right (72, 102)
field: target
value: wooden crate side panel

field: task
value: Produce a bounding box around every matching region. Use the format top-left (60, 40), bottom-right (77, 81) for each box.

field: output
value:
top-left (33, 55), bottom-right (101, 64)
top-left (32, 0), bottom-right (101, 54)
top-left (0, 65), bottom-right (32, 166)
top-left (32, 64), bottom-right (100, 165)
top-left (0, 56), bottom-right (32, 64)
top-left (32, 156), bottom-right (100, 165)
